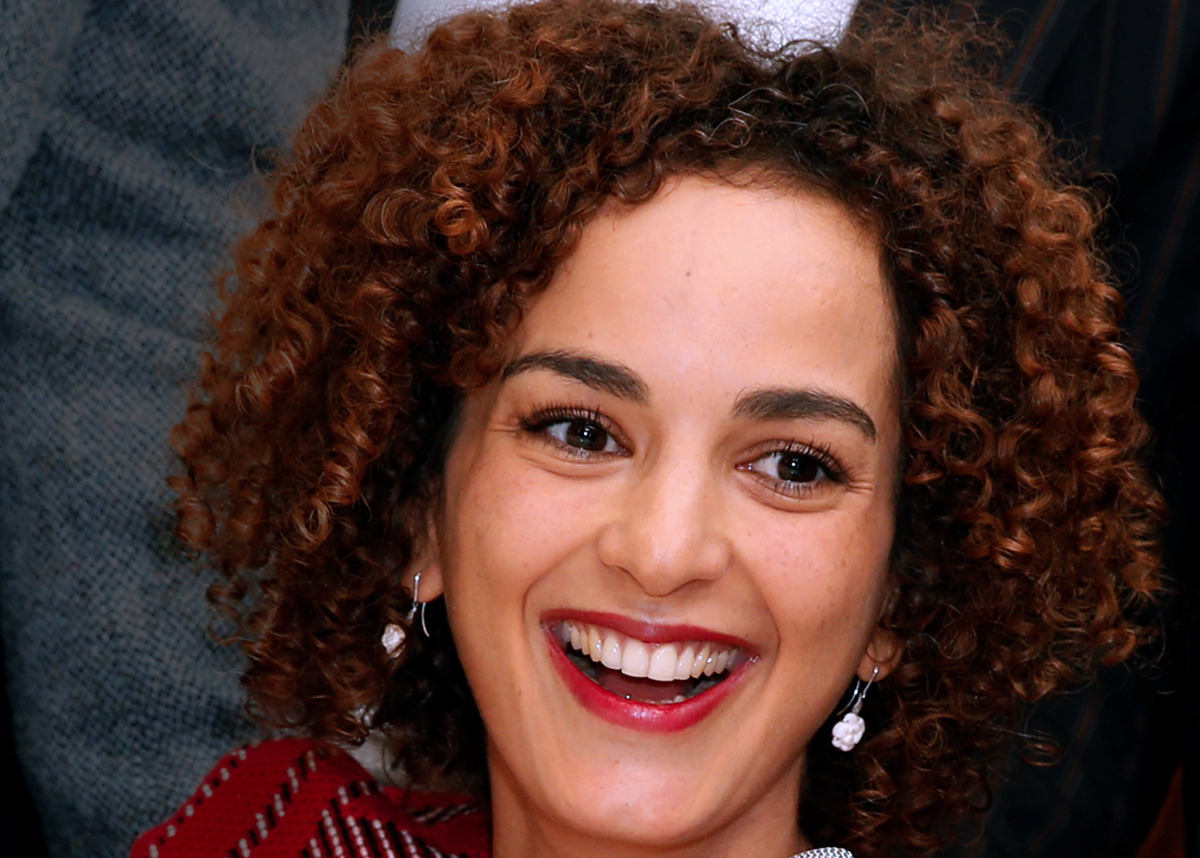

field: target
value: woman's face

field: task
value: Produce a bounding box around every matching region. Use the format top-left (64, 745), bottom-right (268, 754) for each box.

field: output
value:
top-left (420, 176), bottom-right (901, 856)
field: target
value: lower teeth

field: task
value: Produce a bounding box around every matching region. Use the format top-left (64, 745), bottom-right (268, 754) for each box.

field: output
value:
top-left (566, 648), bottom-right (602, 681)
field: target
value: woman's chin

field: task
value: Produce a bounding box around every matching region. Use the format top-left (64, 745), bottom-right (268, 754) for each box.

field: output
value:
top-left (491, 740), bottom-right (797, 854)
top-left (536, 779), bottom-right (733, 851)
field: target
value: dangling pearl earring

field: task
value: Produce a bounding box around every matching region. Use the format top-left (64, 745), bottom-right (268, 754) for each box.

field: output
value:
top-left (381, 571), bottom-right (429, 657)
top-left (831, 666), bottom-right (878, 752)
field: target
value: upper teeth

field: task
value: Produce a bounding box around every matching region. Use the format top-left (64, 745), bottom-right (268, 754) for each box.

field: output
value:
top-left (558, 620), bottom-right (738, 682)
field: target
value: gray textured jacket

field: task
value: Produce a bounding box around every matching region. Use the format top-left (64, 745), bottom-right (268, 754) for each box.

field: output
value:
top-left (0, 4), bottom-right (345, 856)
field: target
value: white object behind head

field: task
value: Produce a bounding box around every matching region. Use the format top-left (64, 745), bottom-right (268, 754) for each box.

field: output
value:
top-left (390, 0), bottom-right (857, 49)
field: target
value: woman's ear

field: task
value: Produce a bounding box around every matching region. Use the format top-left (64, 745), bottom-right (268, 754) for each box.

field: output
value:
top-left (858, 573), bottom-right (903, 681)
top-left (858, 626), bottom-right (903, 683)
top-left (406, 515), bottom-right (446, 603)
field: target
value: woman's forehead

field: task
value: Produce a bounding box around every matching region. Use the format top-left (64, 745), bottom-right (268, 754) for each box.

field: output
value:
top-left (504, 175), bottom-right (900, 436)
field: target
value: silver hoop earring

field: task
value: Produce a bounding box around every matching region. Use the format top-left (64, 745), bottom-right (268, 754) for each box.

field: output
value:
top-left (407, 570), bottom-right (430, 638)
top-left (831, 666), bottom-right (878, 752)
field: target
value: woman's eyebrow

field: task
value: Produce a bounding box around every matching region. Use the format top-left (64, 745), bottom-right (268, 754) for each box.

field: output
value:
top-left (733, 388), bottom-right (878, 441)
top-left (502, 350), bottom-right (650, 403)
top-left (502, 352), bottom-right (876, 440)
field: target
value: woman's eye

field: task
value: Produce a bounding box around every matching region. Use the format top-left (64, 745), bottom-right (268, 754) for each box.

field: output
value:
top-left (744, 449), bottom-right (835, 490)
top-left (543, 417), bottom-right (622, 455)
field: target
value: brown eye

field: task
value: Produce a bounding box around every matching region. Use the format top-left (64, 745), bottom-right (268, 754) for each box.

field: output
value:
top-left (562, 419), bottom-right (610, 452)
top-left (742, 447), bottom-right (839, 495)
top-left (775, 452), bottom-right (821, 484)
top-left (544, 417), bottom-right (621, 455)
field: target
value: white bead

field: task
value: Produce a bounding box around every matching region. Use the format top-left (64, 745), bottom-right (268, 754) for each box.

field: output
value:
top-left (381, 623), bottom-right (406, 656)
top-left (830, 712), bottom-right (865, 751)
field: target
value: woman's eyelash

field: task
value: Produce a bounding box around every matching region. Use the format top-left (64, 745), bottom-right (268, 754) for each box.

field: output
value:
top-left (518, 405), bottom-right (627, 455)
top-left (775, 441), bottom-right (845, 482)
top-left (518, 407), bottom-right (847, 490)
top-left (741, 440), bottom-right (848, 495)
top-left (519, 405), bottom-right (604, 433)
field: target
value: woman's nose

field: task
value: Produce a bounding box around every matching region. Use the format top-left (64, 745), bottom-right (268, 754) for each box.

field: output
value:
top-left (595, 456), bottom-right (733, 596)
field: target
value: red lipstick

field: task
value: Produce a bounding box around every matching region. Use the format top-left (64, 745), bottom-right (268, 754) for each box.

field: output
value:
top-left (542, 610), bottom-right (754, 733)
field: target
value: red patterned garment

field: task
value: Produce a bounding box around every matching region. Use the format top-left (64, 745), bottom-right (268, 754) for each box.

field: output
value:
top-left (131, 738), bottom-right (490, 858)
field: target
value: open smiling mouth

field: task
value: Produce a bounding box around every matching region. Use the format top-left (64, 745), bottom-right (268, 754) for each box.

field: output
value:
top-left (554, 619), bottom-right (741, 705)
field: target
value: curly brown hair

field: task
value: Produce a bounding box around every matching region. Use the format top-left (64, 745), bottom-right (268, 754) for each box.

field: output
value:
top-left (170, 1), bottom-right (1162, 854)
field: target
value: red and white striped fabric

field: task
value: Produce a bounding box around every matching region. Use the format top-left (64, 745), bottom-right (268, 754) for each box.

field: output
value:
top-left (131, 738), bottom-right (489, 858)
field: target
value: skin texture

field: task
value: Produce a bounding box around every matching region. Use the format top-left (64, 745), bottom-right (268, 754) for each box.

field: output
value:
top-left (417, 177), bottom-right (902, 858)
